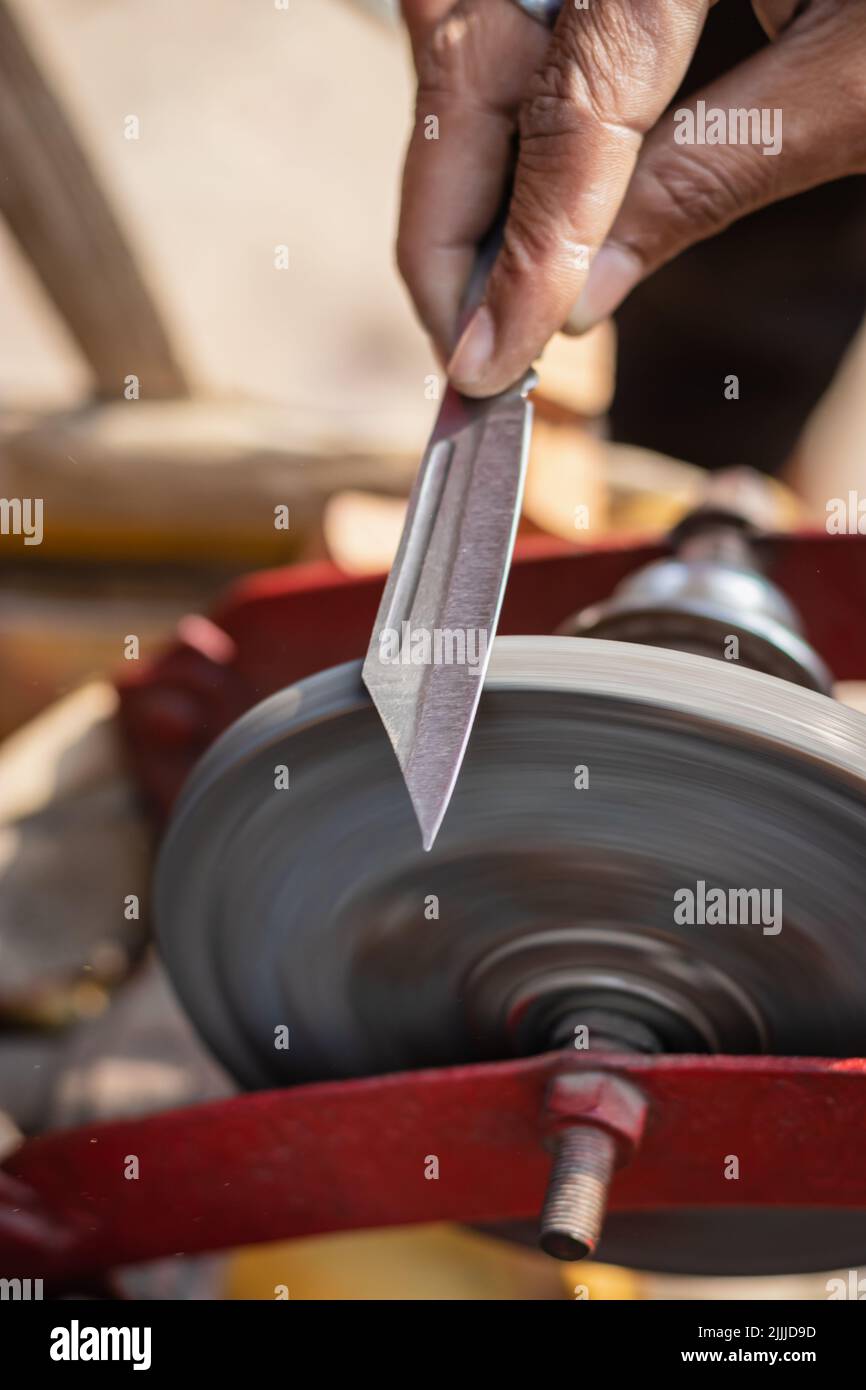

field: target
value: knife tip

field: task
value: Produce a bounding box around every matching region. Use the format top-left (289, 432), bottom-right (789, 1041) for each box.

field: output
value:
top-left (415, 798), bottom-right (445, 853)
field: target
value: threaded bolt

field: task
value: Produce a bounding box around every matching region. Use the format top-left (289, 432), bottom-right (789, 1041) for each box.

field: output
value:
top-left (539, 1125), bottom-right (617, 1262)
top-left (537, 1018), bottom-right (653, 1261)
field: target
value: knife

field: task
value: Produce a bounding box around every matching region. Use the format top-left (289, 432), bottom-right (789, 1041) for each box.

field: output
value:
top-left (362, 218), bottom-right (536, 851)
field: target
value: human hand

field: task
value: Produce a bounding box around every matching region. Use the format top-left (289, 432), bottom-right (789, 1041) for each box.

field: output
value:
top-left (398, 0), bottom-right (866, 397)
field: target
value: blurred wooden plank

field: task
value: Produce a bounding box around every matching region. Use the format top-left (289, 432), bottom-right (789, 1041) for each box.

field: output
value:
top-left (0, 0), bottom-right (189, 399)
top-left (0, 401), bottom-right (417, 562)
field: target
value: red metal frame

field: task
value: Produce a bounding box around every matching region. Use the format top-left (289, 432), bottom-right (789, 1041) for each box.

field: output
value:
top-left (4, 528), bottom-right (866, 1279)
top-left (5, 1055), bottom-right (866, 1282)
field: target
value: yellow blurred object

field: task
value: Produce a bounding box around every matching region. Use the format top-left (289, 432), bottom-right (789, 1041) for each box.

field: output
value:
top-left (323, 489), bottom-right (407, 574)
top-left (604, 446), bottom-right (804, 536)
top-left (604, 443), bottom-right (703, 534)
top-left (536, 323), bottom-right (616, 417)
top-left (524, 417), bottom-right (608, 541)
top-left (226, 1224), bottom-right (567, 1301)
top-left (0, 402), bottom-right (416, 564)
top-left (560, 1260), bottom-right (642, 1301)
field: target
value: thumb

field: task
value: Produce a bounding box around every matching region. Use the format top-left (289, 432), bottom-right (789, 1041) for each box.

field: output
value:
top-left (566, 2), bottom-right (866, 335)
top-left (446, 0), bottom-right (709, 397)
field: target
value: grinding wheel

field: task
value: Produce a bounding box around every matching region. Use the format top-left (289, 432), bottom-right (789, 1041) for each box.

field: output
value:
top-left (156, 636), bottom-right (866, 1273)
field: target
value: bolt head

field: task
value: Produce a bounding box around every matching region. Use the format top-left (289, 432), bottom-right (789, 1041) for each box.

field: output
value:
top-left (544, 1069), bottom-right (647, 1157)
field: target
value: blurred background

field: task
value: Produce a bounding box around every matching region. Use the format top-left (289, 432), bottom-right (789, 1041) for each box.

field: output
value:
top-left (1, 0), bottom-right (865, 1299)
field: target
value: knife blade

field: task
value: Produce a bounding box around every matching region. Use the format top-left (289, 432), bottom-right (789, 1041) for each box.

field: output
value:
top-left (362, 224), bottom-right (535, 851)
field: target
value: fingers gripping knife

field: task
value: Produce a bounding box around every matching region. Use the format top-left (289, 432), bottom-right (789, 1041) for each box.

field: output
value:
top-left (362, 0), bottom-right (566, 849)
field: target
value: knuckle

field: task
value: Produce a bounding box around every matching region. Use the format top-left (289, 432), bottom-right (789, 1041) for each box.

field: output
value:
top-left (496, 190), bottom-right (562, 284)
top-left (521, 44), bottom-right (613, 139)
top-left (556, 11), bottom-right (630, 123)
top-left (519, 8), bottom-right (659, 148)
top-left (413, 4), bottom-right (488, 100)
top-left (525, 1), bottom-right (705, 138)
top-left (415, 15), bottom-right (465, 93)
top-left (415, 3), bottom-right (545, 115)
top-left (628, 147), bottom-right (762, 257)
top-left (518, 85), bottom-right (586, 157)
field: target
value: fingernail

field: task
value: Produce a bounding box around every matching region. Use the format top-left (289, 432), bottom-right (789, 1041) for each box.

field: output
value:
top-left (564, 244), bottom-right (643, 335)
top-left (447, 304), bottom-right (495, 388)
